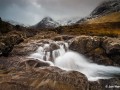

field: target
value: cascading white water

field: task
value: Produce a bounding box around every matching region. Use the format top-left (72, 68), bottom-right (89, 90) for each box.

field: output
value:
top-left (29, 41), bottom-right (120, 81)
top-left (29, 41), bottom-right (68, 64)
top-left (55, 51), bottom-right (120, 81)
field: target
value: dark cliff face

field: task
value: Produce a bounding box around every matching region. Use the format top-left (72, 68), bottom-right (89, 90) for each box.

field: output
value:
top-left (90, 0), bottom-right (120, 17)
top-left (77, 0), bottom-right (120, 24)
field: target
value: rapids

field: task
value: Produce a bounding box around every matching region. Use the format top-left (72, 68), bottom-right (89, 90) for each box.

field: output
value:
top-left (29, 41), bottom-right (120, 81)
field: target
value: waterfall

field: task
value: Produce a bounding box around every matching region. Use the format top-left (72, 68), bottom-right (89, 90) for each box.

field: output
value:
top-left (29, 41), bottom-right (120, 81)
top-left (29, 41), bottom-right (68, 63)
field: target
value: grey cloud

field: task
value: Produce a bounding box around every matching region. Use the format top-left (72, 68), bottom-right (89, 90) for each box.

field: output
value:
top-left (37, 0), bottom-right (105, 16)
top-left (0, 0), bottom-right (106, 25)
top-left (0, 0), bottom-right (31, 9)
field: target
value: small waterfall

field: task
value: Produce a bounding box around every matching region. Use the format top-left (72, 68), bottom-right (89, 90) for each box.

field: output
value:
top-left (29, 41), bottom-right (120, 81)
top-left (29, 41), bottom-right (69, 62)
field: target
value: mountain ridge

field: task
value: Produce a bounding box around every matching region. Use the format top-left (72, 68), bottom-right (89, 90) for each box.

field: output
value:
top-left (32, 17), bottom-right (60, 29)
top-left (77, 0), bottom-right (120, 24)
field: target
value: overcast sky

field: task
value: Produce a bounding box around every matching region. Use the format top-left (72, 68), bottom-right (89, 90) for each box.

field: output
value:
top-left (0, 0), bottom-right (106, 25)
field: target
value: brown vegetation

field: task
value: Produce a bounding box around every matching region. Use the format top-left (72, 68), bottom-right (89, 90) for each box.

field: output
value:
top-left (87, 12), bottom-right (120, 24)
top-left (53, 22), bottom-right (120, 37)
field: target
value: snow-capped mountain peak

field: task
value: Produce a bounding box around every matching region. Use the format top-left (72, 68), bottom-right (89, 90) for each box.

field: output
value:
top-left (57, 17), bottom-right (81, 26)
top-left (34, 17), bottom-right (60, 29)
top-left (41, 17), bottom-right (53, 22)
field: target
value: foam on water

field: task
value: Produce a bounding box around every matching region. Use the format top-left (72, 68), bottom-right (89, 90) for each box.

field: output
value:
top-left (55, 51), bottom-right (120, 81)
top-left (29, 41), bottom-right (120, 81)
top-left (28, 41), bottom-right (68, 65)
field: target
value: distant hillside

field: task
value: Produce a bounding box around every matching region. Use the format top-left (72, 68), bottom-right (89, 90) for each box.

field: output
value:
top-left (0, 17), bottom-right (37, 38)
top-left (0, 17), bottom-right (16, 34)
top-left (56, 22), bottom-right (120, 37)
top-left (52, 0), bottom-right (120, 37)
top-left (77, 0), bottom-right (120, 24)
top-left (57, 17), bottom-right (81, 26)
top-left (91, 0), bottom-right (120, 17)
top-left (87, 12), bottom-right (120, 24)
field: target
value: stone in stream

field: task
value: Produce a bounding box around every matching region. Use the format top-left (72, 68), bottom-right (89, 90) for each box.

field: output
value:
top-left (0, 35), bottom-right (120, 90)
top-left (69, 35), bottom-right (120, 66)
top-left (0, 35), bottom-right (24, 57)
top-left (52, 35), bottom-right (74, 41)
top-left (19, 59), bottom-right (51, 69)
top-left (0, 66), bottom-right (89, 90)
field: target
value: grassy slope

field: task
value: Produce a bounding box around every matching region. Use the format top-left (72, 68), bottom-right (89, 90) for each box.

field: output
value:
top-left (26, 12), bottom-right (120, 39)
top-left (56, 12), bottom-right (120, 37)
top-left (87, 12), bottom-right (120, 24)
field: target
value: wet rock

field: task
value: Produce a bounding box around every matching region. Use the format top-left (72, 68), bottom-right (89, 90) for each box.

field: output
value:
top-left (69, 35), bottom-right (101, 54)
top-left (100, 78), bottom-right (120, 90)
top-left (0, 44), bottom-right (14, 57)
top-left (19, 59), bottom-right (50, 69)
top-left (89, 78), bottom-right (120, 90)
top-left (69, 35), bottom-right (107, 64)
top-left (50, 42), bottom-right (60, 51)
top-left (38, 68), bottom-right (89, 90)
top-left (69, 35), bottom-right (120, 66)
top-left (53, 35), bottom-right (74, 41)
top-left (43, 42), bottom-right (60, 52)
top-left (2, 34), bottom-right (24, 45)
top-left (0, 35), bottom-right (24, 57)
top-left (102, 37), bottom-right (120, 65)
top-left (0, 82), bottom-right (34, 90)
top-left (102, 37), bottom-right (120, 55)
top-left (0, 56), bottom-right (27, 75)
top-left (0, 42), bottom-right (6, 56)
top-left (0, 67), bottom-right (89, 90)
top-left (11, 43), bottom-right (38, 56)
top-left (89, 81), bottom-right (103, 90)
top-left (0, 34), bottom-right (120, 90)
top-left (87, 48), bottom-right (114, 65)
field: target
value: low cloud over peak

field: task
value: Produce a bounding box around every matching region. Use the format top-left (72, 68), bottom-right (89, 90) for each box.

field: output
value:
top-left (0, 0), bottom-right (105, 25)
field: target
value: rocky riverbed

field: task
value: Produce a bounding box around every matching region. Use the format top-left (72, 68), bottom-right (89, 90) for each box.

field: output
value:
top-left (0, 35), bottom-right (120, 90)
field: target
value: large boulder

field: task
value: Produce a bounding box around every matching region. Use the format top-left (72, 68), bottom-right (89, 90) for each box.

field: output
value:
top-left (69, 35), bottom-right (120, 66)
top-left (86, 48), bottom-right (114, 65)
top-left (0, 67), bottom-right (89, 90)
top-left (69, 35), bottom-right (107, 65)
top-left (11, 42), bottom-right (38, 56)
top-left (0, 34), bottom-right (24, 57)
top-left (102, 37), bottom-right (120, 65)
top-left (69, 35), bottom-right (101, 54)
top-left (102, 37), bottom-right (120, 54)
top-left (100, 37), bottom-right (120, 66)
top-left (49, 42), bottom-right (60, 51)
